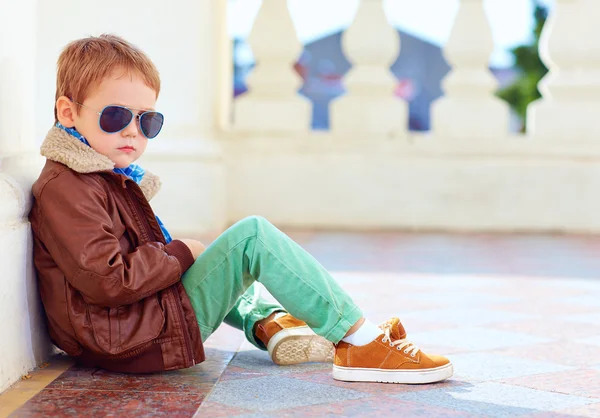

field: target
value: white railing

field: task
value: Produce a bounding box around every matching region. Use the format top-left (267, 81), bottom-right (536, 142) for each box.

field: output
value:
top-left (431, 0), bottom-right (509, 139)
top-left (233, 0), bottom-right (311, 131)
top-left (529, 0), bottom-right (600, 140)
top-left (231, 0), bottom-right (600, 141)
top-left (330, 0), bottom-right (406, 135)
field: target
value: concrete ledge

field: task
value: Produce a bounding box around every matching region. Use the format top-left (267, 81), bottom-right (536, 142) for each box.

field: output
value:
top-left (0, 166), bottom-right (52, 393)
top-left (223, 133), bottom-right (600, 233)
top-left (0, 221), bottom-right (53, 393)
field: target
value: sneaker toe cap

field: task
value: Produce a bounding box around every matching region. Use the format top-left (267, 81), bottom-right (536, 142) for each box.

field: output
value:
top-left (428, 354), bottom-right (451, 367)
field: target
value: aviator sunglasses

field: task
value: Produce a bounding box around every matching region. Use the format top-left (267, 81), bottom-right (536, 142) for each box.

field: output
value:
top-left (73, 100), bottom-right (164, 139)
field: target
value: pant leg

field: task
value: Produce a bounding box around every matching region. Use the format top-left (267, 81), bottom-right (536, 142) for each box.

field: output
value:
top-left (181, 216), bottom-right (363, 349)
top-left (222, 283), bottom-right (284, 348)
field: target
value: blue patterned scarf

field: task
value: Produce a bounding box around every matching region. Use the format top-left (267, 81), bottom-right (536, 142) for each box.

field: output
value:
top-left (56, 122), bottom-right (172, 243)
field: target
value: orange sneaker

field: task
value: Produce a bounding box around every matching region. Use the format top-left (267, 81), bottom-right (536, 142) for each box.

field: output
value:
top-left (333, 317), bottom-right (453, 384)
top-left (256, 314), bottom-right (334, 365)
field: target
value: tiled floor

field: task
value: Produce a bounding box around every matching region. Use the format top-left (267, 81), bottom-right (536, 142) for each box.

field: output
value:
top-left (3, 231), bottom-right (600, 417)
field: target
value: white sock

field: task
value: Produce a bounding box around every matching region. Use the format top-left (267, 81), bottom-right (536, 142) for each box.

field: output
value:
top-left (274, 311), bottom-right (287, 320)
top-left (341, 319), bottom-right (382, 346)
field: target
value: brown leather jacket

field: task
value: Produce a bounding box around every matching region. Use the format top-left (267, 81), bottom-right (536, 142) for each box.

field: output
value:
top-left (29, 127), bottom-right (205, 373)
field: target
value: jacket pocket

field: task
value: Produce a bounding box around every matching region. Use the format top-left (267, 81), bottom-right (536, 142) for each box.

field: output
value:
top-left (87, 296), bottom-right (165, 356)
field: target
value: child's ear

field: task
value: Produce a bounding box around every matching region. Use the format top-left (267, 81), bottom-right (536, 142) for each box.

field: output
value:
top-left (56, 96), bottom-right (76, 127)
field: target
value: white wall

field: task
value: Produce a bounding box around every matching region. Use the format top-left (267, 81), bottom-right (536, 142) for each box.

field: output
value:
top-left (35, 0), bottom-right (227, 140)
top-left (224, 133), bottom-right (600, 233)
top-left (0, 0), bottom-right (53, 393)
top-left (35, 0), bottom-right (229, 236)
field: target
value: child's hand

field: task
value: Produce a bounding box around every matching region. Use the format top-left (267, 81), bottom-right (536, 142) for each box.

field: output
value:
top-left (179, 239), bottom-right (206, 259)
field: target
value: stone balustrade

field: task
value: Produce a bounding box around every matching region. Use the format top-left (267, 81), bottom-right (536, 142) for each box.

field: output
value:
top-left (232, 0), bottom-right (599, 139)
top-left (224, 0), bottom-right (600, 232)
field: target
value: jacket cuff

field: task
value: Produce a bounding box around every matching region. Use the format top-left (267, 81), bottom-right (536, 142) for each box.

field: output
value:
top-left (165, 240), bottom-right (196, 274)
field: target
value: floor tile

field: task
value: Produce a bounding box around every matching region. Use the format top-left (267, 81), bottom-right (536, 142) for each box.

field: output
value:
top-left (575, 336), bottom-right (600, 347)
top-left (217, 366), bottom-right (269, 382)
top-left (561, 313), bottom-right (600, 326)
top-left (205, 376), bottom-right (369, 412)
top-left (501, 369), bottom-right (600, 399)
top-left (489, 301), bottom-right (598, 316)
top-left (553, 402), bottom-right (600, 418)
top-left (192, 401), bottom-right (254, 418)
top-left (492, 341), bottom-right (600, 368)
top-left (393, 382), bottom-right (596, 417)
top-left (448, 352), bottom-right (573, 381)
top-left (558, 293), bottom-right (600, 309)
top-left (10, 389), bottom-right (206, 417)
top-left (539, 278), bottom-right (600, 293)
top-left (408, 327), bottom-right (552, 351)
top-left (398, 291), bottom-right (520, 308)
top-left (264, 395), bottom-right (481, 418)
top-left (488, 320), bottom-right (600, 340)
top-left (227, 346), bottom-right (332, 375)
top-left (0, 355), bottom-right (73, 418)
top-left (290, 368), bottom-right (466, 396)
top-left (45, 348), bottom-right (233, 392)
top-left (400, 309), bottom-right (537, 327)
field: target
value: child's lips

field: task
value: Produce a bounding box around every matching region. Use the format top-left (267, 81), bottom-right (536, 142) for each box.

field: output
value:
top-left (118, 146), bottom-right (136, 153)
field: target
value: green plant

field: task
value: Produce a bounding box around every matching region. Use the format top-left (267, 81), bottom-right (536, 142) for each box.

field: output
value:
top-left (497, 1), bottom-right (549, 131)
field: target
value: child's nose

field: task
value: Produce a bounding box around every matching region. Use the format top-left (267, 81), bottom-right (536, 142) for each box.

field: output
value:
top-left (121, 116), bottom-right (141, 138)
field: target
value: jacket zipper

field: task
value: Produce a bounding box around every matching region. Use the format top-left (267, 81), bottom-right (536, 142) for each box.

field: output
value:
top-left (123, 182), bottom-right (156, 244)
top-left (121, 178), bottom-right (195, 366)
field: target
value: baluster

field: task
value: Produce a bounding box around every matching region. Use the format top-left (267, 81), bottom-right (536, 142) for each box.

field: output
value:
top-left (331, 0), bottom-right (406, 135)
top-left (528, 0), bottom-right (600, 140)
top-left (234, 0), bottom-right (311, 132)
top-left (431, 0), bottom-right (509, 139)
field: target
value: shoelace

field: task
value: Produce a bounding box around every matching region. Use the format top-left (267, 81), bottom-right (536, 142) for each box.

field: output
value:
top-left (380, 321), bottom-right (421, 357)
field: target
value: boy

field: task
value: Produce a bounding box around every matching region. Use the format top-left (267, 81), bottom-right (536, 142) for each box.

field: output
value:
top-left (29, 34), bottom-right (453, 384)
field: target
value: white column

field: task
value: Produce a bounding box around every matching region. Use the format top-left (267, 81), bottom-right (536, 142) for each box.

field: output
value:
top-left (138, 0), bottom-right (229, 235)
top-left (0, 0), bottom-right (51, 393)
top-left (331, 0), bottom-right (406, 135)
top-left (233, 0), bottom-right (311, 132)
top-left (431, 0), bottom-right (509, 140)
top-left (528, 0), bottom-right (600, 140)
top-left (35, 0), bottom-right (229, 235)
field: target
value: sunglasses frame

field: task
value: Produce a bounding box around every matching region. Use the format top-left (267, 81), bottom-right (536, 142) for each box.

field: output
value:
top-left (72, 101), bottom-right (164, 139)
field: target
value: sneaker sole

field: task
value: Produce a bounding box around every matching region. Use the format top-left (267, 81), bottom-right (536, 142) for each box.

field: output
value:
top-left (268, 326), bottom-right (334, 365)
top-left (332, 362), bottom-right (454, 384)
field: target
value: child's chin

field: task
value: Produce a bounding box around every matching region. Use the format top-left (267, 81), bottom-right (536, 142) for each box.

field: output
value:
top-left (113, 158), bottom-right (135, 169)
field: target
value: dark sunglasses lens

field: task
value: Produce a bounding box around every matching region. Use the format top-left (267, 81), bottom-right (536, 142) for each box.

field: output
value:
top-left (139, 112), bottom-right (164, 139)
top-left (99, 106), bottom-right (133, 133)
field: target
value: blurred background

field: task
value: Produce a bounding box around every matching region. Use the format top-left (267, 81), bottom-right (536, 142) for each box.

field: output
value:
top-left (230, 0), bottom-right (553, 132)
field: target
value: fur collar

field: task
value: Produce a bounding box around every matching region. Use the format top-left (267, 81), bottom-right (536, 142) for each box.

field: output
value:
top-left (41, 126), bottom-right (161, 201)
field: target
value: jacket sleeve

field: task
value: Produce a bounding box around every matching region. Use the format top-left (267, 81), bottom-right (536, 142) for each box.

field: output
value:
top-left (37, 174), bottom-right (196, 308)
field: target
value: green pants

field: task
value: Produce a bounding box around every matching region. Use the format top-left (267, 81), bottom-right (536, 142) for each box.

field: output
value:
top-left (181, 216), bottom-right (363, 349)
